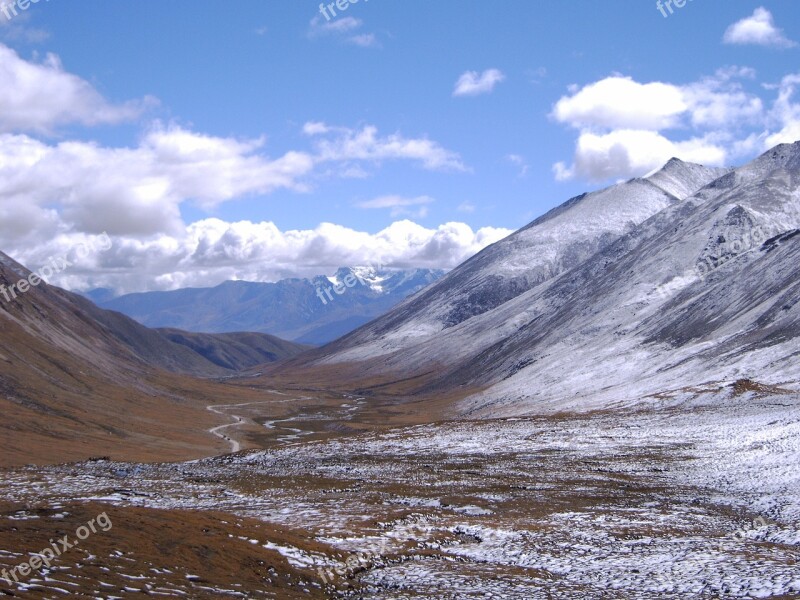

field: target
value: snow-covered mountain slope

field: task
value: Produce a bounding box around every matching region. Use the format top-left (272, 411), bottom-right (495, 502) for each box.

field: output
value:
top-left (457, 155), bottom-right (800, 415)
top-left (287, 143), bottom-right (800, 416)
top-left (313, 159), bottom-right (727, 361)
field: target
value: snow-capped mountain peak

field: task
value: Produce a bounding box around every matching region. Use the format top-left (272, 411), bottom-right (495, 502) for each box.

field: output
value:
top-left (644, 157), bottom-right (730, 200)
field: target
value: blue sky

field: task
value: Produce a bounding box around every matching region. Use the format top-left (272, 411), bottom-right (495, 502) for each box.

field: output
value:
top-left (0, 1), bottom-right (799, 293)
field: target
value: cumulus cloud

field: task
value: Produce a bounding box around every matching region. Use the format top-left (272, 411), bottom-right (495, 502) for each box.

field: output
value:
top-left (307, 122), bottom-right (466, 171)
top-left (348, 33), bottom-right (378, 47)
top-left (506, 154), bottom-right (529, 177)
top-left (453, 69), bottom-right (505, 97)
top-left (356, 195), bottom-right (435, 218)
top-left (2, 219), bottom-right (513, 294)
top-left (764, 74), bottom-right (800, 148)
top-left (552, 130), bottom-right (726, 182)
top-left (0, 126), bottom-right (318, 238)
top-left (682, 68), bottom-right (763, 128)
top-left (552, 77), bottom-right (686, 130)
top-left (302, 121), bottom-right (332, 136)
top-left (0, 118), bottom-right (465, 244)
top-left (723, 7), bottom-right (796, 49)
top-left (552, 72), bottom-right (762, 133)
top-left (551, 69), bottom-right (779, 182)
top-left (0, 44), bottom-right (154, 134)
top-left (308, 15), bottom-right (379, 47)
top-left (0, 46), bottom-right (477, 291)
top-left (0, 36), bottom-right (503, 298)
top-left (0, 11), bottom-right (49, 44)
top-left (311, 15), bottom-right (362, 34)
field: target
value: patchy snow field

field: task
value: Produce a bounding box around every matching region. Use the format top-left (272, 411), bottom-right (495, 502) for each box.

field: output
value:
top-left (0, 386), bottom-right (798, 598)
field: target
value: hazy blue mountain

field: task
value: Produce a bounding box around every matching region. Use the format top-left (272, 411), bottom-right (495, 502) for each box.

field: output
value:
top-left (83, 287), bottom-right (117, 304)
top-left (92, 267), bottom-right (445, 345)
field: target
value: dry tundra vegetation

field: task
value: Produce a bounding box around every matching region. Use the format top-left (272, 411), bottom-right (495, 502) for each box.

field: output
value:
top-left (1, 372), bottom-right (799, 598)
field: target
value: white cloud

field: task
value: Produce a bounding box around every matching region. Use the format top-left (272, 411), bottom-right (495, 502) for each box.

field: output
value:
top-left (302, 121), bottom-right (332, 136)
top-left (723, 7), bottom-right (796, 48)
top-left (3, 219), bottom-right (514, 294)
top-left (552, 162), bottom-right (574, 182)
top-left (308, 15), bottom-right (379, 47)
top-left (453, 69), bottom-right (505, 97)
top-left (553, 130), bottom-right (727, 182)
top-left (0, 39), bottom-right (489, 296)
top-left (552, 72), bottom-right (764, 132)
top-left (682, 69), bottom-right (763, 128)
top-left (0, 12), bottom-right (49, 43)
top-left (764, 74), bottom-right (800, 148)
top-left (308, 123), bottom-right (466, 171)
top-left (310, 15), bottom-right (362, 35)
top-left (457, 202), bottom-right (476, 213)
top-left (356, 195), bottom-right (434, 218)
top-left (348, 33), bottom-right (378, 47)
top-left (552, 76), bottom-right (686, 130)
top-left (506, 154), bottom-right (529, 177)
top-left (0, 125), bottom-right (318, 238)
top-left (0, 44), bottom-right (154, 134)
top-left (0, 118), bottom-right (465, 243)
top-left (551, 69), bottom-right (780, 182)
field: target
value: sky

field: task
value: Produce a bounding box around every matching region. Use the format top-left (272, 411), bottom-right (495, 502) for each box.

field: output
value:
top-left (0, 0), bottom-right (799, 294)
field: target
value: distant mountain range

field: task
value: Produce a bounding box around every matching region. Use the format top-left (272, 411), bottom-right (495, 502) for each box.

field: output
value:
top-left (90, 267), bottom-right (445, 345)
top-left (280, 142), bottom-right (800, 415)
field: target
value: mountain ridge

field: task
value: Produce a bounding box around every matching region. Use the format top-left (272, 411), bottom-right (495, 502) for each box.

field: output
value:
top-left (301, 157), bottom-right (730, 364)
top-left (270, 144), bottom-right (800, 417)
top-left (0, 249), bottom-right (298, 465)
top-left (0, 250), bottom-right (307, 377)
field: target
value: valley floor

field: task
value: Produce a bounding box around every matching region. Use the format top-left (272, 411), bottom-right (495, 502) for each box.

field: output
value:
top-left (0, 385), bottom-right (799, 598)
